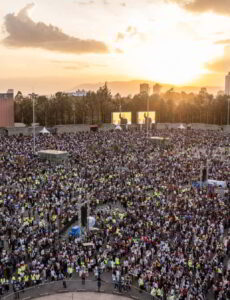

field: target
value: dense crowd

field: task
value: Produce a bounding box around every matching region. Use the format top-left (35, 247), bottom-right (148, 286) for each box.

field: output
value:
top-left (0, 128), bottom-right (229, 300)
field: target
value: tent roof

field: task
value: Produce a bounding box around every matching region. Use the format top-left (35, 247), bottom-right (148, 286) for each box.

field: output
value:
top-left (178, 124), bottom-right (186, 129)
top-left (115, 125), bottom-right (122, 130)
top-left (40, 127), bottom-right (50, 134)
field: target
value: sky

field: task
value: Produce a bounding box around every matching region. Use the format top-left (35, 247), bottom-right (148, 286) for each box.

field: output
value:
top-left (1, 0), bottom-right (230, 94)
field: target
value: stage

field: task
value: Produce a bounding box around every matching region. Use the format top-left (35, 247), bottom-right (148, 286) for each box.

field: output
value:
top-left (38, 150), bottom-right (68, 163)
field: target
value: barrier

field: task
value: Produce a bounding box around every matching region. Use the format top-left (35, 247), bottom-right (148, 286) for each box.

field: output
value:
top-left (2, 279), bottom-right (154, 300)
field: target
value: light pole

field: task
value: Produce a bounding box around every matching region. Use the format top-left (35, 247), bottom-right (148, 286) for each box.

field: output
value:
top-left (72, 103), bottom-right (76, 125)
top-left (146, 90), bottom-right (150, 138)
top-left (225, 72), bottom-right (230, 125)
top-left (33, 95), bottom-right (36, 154)
top-left (228, 96), bottom-right (230, 126)
top-left (29, 93), bottom-right (38, 154)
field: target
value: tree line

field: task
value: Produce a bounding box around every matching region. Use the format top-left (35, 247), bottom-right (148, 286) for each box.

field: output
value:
top-left (14, 84), bottom-right (230, 126)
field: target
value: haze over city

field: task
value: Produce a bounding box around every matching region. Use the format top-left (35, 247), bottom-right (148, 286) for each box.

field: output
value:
top-left (1, 0), bottom-right (230, 94)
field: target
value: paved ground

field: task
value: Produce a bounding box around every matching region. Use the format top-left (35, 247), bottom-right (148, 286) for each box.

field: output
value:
top-left (37, 292), bottom-right (131, 300)
top-left (2, 278), bottom-right (147, 300)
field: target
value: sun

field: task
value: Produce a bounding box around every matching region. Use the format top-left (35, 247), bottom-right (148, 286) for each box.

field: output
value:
top-left (122, 38), bottom-right (213, 86)
top-left (116, 4), bottom-right (225, 87)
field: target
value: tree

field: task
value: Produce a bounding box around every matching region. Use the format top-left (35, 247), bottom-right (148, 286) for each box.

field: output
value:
top-left (153, 83), bottom-right (162, 95)
top-left (85, 91), bottom-right (97, 124)
top-left (13, 86), bottom-right (229, 126)
top-left (114, 93), bottom-right (122, 111)
top-left (20, 98), bottom-right (33, 125)
top-left (96, 83), bottom-right (112, 123)
top-left (15, 91), bottom-right (23, 102)
top-left (35, 96), bottom-right (48, 126)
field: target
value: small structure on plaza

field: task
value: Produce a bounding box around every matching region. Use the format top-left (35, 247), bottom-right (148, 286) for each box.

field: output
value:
top-left (40, 127), bottom-right (50, 134)
top-left (178, 124), bottom-right (186, 129)
top-left (38, 150), bottom-right (68, 163)
top-left (115, 125), bottom-right (122, 130)
top-left (149, 136), bottom-right (171, 145)
top-left (69, 225), bottom-right (81, 237)
top-left (90, 125), bottom-right (98, 132)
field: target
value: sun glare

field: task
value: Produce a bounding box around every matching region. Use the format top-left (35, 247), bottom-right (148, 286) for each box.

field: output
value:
top-left (122, 35), bottom-right (223, 86)
top-left (113, 2), bottom-right (228, 86)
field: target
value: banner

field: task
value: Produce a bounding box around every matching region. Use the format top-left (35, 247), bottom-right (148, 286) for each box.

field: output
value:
top-left (137, 111), bottom-right (156, 124)
top-left (112, 112), bottom-right (132, 125)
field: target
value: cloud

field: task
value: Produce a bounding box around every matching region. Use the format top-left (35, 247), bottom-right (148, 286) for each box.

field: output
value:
top-left (64, 66), bottom-right (87, 70)
top-left (116, 32), bottom-right (125, 41)
top-left (206, 46), bottom-right (230, 72)
top-left (215, 32), bottom-right (225, 35)
top-left (78, 0), bottom-right (94, 5)
top-left (170, 0), bottom-right (230, 15)
top-left (3, 3), bottom-right (108, 54)
top-left (126, 26), bottom-right (138, 36)
top-left (53, 61), bottom-right (91, 70)
top-left (51, 60), bottom-right (106, 70)
top-left (215, 39), bottom-right (230, 45)
top-left (115, 26), bottom-right (146, 43)
top-left (115, 48), bottom-right (124, 53)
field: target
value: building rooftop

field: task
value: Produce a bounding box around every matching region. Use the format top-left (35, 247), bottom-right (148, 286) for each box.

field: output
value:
top-left (0, 89), bottom-right (14, 99)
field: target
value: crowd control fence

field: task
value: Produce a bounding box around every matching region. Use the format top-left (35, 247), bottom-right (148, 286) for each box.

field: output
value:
top-left (1, 279), bottom-right (154, 300)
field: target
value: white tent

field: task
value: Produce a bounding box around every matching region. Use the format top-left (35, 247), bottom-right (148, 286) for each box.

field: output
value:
top-left (115, 125), bottom-right (122, 130)
top-left (40, 127), bottom-right (50, 134)
top-left (207, 180), bottom-right (227, 188)
top-left (178, 124), bottom-right (186, 129)
top-left (87, 216), bottom-right (96, 229)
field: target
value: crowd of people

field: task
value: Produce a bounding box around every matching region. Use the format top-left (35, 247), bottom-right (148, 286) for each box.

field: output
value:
top-left (0, 128), bottom-right (229, 300)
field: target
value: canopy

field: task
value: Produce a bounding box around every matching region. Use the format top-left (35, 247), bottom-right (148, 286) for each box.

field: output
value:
top-left (40, 127), bottom-right (50, 134)
top-left (207, 180), bottom-right (227, 188)
top-left (115, 125), bottom-right (122, 130)
top-left (178, 124), bottom-right (186, 129)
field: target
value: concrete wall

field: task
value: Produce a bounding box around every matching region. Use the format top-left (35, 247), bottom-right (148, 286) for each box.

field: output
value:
top-left (156, 123), bottom-right (223, 131)
top-left (222, 125), bottom-right (230, 133)
top-left (99, 123), bottom-right (115, 131)
top-left (156, 123), bottom-right (186, 130)
top-left (190, 123), bottom-right (220, 131)
top-left (7, 126), bottom-right (44, 136)
top-left (0, 128), bottom-right (8, 136)
top-left (55, 125), bottom-right (90, 134)
top-left (2, 123), bottom-right (230, 136)
top-left (56, 124), bottom-right (116, 133)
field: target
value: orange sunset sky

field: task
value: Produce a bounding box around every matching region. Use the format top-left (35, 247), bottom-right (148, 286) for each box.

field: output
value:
top-left (1, 0), bottom-right (230, 94)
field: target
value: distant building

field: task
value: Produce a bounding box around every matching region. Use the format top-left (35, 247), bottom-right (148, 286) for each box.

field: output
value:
top-left (0, 89), bottom-right (14, 127)
top-left (67, 90), bottom-right (87, 97)
top-left (140, 83), bottom-right (150, 95)
top-left (217, 90), bottom-right (224, 97)
top-left (153, 83), bottom-right (162, 95)
top-left (225, 72), bottom-right (230, 95)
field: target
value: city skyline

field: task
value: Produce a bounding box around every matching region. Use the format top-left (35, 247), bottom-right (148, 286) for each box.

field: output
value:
top-left (1, 0), bottom-right (230, 94)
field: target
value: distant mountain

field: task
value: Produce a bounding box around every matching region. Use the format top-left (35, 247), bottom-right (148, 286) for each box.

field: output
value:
top-left (70, 80), bottom-right (222, 97)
